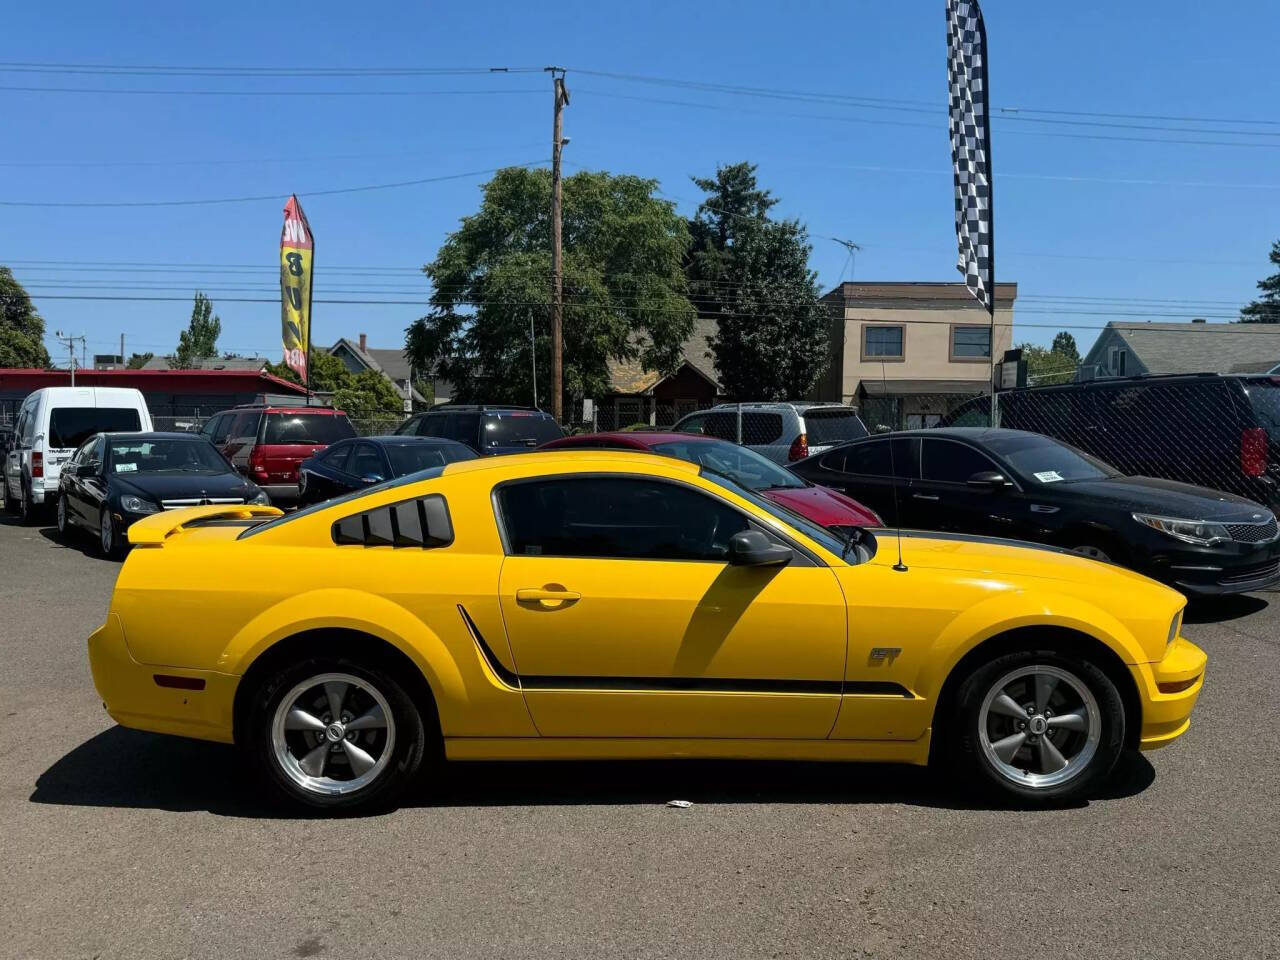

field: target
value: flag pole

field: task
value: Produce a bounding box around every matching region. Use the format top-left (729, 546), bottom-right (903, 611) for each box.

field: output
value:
top-left (305, 234), bottom-right (313, 406)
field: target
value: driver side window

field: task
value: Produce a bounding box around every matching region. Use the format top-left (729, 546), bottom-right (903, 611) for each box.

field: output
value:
top-left (497, 476), bottom-right (750, 562)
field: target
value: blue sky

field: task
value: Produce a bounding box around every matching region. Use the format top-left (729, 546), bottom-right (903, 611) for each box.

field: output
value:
top-left (2, 0), bottom-right (1278, 366)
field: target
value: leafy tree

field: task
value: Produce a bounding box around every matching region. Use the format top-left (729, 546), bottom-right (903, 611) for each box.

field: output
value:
top-left (405, 167), bottom-right (695, 412)
top-left (1016, 341), bottom-right (1076, 385)
top-left (0, 266), bottom-right (51, 368)
top-left (687, 163), bottom-right (829, 401)
top-left (126, 352), bottom-right (154, 369)
top-left (173, 292), bottom-right (221, 367)
top-left (1241, 240), bottom-right (1280, 323)
top-left (1050, 331), bottom-right (1080, 363)
top-left (265, 350), bottom-right (403, 420)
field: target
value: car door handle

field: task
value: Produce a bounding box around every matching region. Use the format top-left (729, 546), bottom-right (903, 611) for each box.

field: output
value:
top-left (516, 588), bottom-right (582, 604)
top-left (912, 493), bottom-right (940, 501)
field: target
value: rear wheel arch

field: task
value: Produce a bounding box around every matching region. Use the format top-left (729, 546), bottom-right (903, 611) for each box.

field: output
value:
top-left (232, 628), bottom-right (441, 749)
top-left (928, 625), bottom-right (1142, 765)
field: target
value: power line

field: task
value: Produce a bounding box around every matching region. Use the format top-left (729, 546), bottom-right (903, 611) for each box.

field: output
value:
top-left (0, 61), bottom-right (543, 77)
top-left (0, 161), bottom-right (544, 207)
top-left (0, 84), bottom-right (543, 98)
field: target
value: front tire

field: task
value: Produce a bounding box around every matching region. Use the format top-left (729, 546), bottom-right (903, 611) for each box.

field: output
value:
top-left (951, 649), bottom-right (1125, 803)
top-left (55, 495), bottom-right (69, 537)
top-left (99, 507), bottom-right (124, 559)
top-left (246, 655), bottom-right (429, 813)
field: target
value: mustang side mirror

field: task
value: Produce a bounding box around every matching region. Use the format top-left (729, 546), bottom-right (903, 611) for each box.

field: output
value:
top-left (967, 470), bottom-right (1009, 490)
top-left (360, 473), bottom-right (385, 485)
top-left (728, 529), bottom-right (792, 567)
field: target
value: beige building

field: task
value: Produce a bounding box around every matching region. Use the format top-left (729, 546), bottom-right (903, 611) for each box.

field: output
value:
top-left (815, 281), bottom-right (1018, 429)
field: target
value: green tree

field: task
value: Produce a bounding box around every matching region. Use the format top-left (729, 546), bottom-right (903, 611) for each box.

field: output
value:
top-left (265, 350), bottom-right (404, 420)
top-left (173, 292), bottom-right (221, 367)
top-left (1016, 341), bottom-right (1076, 385)
top-left (687, 163), bottom-right (829, 401)
top-left (1050, 331), bottom-right (1080, 363)
top-left (405, 166), bottom-right (695, 412)
top-left (1241, 240), bottom-right (1280, 323)
top-left (126, 352), bottom-right (154, 369)
top-left (0, 266), bottom-right (52, 368)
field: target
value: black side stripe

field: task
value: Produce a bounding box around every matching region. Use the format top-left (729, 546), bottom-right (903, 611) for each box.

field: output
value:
top-left (456, 604), bottom-right (912, 698)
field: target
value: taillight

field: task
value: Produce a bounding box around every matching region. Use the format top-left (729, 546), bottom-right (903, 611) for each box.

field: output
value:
top-left (787, 433), bottom-right (809, 462)
top-left (1242, 427), bottom-right (1267, 477)
top-left (31, 451), bottom-right (43, 478)
top-left (248, 447), bottom-right (268, 477)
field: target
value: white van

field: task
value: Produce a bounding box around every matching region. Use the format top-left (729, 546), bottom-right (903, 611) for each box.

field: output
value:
top-left (3, 387), bottom-right (153, 522)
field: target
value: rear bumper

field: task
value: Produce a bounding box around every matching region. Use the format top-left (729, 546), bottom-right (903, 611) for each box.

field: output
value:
top-left (87, 613), bottom-right (237, 743)
top-left (259, 483), bottom-right (301, 505)
top-left (1129, 635), bottom-right (1207, 751)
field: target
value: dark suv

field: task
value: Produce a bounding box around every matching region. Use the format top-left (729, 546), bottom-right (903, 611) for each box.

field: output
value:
top-left (199, 404), bottom-right (356, 503)
top-left (394, 405), bottom-right (564, 455)
top-left (939, 374), bottom-right (1280, 511)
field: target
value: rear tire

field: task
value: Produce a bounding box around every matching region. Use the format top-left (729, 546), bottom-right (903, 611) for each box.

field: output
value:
top-left (950, 649), bottom-right (1125, 804)
top-left (99, 507), bottom-right (124, 559)
top-left (55, 495), bottom-right (69, 538)
top-left (17, 481), bottom-right (36, 525)
top-left (245, 654), bottom-right (429, 813)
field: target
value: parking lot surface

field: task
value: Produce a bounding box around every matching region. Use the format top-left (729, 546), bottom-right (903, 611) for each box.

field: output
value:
top-left (4, 512), bottom-right (1279, 960)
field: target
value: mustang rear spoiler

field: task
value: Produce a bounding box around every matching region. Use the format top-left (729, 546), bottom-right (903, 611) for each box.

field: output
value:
top-left (127, 504), bottom-right (284, 545)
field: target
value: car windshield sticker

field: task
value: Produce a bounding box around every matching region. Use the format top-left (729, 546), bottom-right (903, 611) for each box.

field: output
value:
top-left (1033, 470), bottom-right (1063, 483)
top-left (114, 462), bottom-right (138, 472)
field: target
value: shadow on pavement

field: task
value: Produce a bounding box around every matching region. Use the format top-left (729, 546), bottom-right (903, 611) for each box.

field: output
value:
top-left (31, 725), bottom-right (1156, 819)
top-left (1183, 593), bottom-right (1269, 624)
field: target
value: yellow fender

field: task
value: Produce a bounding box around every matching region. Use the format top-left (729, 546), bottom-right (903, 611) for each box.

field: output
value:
top-left (914, 589), bottom-right (1144, 700)
top-left (219, 588), bottom-right (468, 707)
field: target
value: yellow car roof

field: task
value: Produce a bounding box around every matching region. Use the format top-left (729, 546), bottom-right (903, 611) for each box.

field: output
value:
top-left (439, 449), bottom-right (702, 478)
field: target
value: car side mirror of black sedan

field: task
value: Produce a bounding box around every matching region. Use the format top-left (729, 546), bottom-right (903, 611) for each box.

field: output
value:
top-left (728, 529), bottom-right (793, 567)
top-left (75, 462), bottom-right (99, 478)
top-left (360, 473), bottom-right (386, 485)
top-left (967, 470), bottom-right (1010, 490)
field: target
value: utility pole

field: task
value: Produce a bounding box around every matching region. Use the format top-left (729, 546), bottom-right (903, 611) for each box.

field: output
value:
top-left (54, 331), bottom-right (86, 386)
top-left (546, 66), bottom-right (569, 423)
top-left (120, 333), bottom-right (125, 368)
top-left (530, 310), bottom-right (538, 409)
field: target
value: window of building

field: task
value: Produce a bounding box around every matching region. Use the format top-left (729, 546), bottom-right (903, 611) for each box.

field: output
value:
top-left (950, 325), bottom-right (992, 361)
top-left (862, 324), bottom-right (905, 360)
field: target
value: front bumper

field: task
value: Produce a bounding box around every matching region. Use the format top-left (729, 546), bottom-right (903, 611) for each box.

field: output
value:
top-left (1129, 635), bottom-right (1207, 751)
top-left (87, 613), bottom-right (237, 743)
top-left (1143, 538), bottom-right (1280, 596)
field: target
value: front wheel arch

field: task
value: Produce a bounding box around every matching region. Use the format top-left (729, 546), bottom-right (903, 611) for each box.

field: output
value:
top-left (232, 628), bottom-right (441, 754)
top-left (927, 625), bottom-right (1141, 767)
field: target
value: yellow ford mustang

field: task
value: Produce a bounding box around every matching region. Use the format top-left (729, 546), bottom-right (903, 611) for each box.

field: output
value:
top-left (88, 450), bottom-right (1206, 811)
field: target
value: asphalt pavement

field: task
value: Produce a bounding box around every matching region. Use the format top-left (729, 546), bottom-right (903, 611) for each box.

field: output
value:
top-left (3, 511), bottom-right (1278, 960)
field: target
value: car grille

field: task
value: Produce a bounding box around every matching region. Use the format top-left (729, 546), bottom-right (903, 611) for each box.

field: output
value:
top-left (1219, 559), bottom-right (1280, 586)
top-left (1225, 518), bottom-right (1279, 543)
top-left (160, 497), bottom-right (244, 510)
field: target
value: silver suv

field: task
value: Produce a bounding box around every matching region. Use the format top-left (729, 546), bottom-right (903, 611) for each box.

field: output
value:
top-left (671, 402), bottom-right (868, 463)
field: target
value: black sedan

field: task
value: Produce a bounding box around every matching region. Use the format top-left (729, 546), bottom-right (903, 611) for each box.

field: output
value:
top-left (57, 432), bottom-right (269, 557)
top-left (790, 427), bottom-right (1280, 596)
top-left (297, 436), bottom-right (477, 506)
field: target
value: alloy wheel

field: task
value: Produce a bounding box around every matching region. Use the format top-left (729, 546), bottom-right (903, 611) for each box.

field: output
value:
top-left (100, 511), bottom-right (113, 555)
top-left (1070, 544), bottom-right (1112, 563)
top-left (270, 672), bottom-right (396, 797)
top-left (977, 665), bottom-right (1101, 790)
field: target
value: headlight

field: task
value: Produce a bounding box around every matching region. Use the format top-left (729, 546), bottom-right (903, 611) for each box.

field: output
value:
top-left (120, 494), bottom-right (159, 515)
top-left (249, 490), bottom-right (271, 505)
top-left (1132, 513), bottom-right (1230, 546)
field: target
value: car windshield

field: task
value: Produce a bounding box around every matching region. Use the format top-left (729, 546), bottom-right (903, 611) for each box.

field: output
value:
top-left (803, 409), bottom-right (869, 444)
top-left (107, 438), bottom-right (228, 474)
top-left (983, 433), bottom-right (1119, 484)
top-left (482, 414), bottom-right (564, 449)
top-left (385, 442), bottom-right (476, 476)
top-left (48, 408), bottom-right (142, 449)
top-left (699, 469), bottom-right (848, 557)
top-left (650, 439), bottom-right (805, 491)
top-left (263, 413), bottom-right (356, 445)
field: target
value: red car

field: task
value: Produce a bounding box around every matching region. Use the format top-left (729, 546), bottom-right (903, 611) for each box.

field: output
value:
top-left (198, 404), bottom-right (356, 505)
top-left (540, 431), bottom-right (881, 532)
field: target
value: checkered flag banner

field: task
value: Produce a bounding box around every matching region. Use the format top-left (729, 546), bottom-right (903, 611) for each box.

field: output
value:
top-left (946, 0), bottom-right (994, 314)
